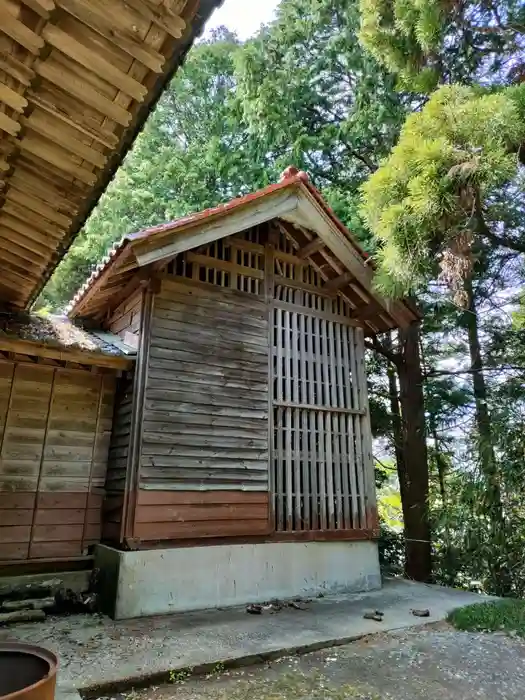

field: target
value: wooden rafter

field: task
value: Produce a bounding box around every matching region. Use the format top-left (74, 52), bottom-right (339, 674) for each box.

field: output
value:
top-left (0, 0), bottom-right (221, 309)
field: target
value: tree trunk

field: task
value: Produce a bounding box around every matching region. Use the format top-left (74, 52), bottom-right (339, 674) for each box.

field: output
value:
top-left (463, 277), bottom-right (511, 595)
top-left (396, 321), bottom-right (432, 582)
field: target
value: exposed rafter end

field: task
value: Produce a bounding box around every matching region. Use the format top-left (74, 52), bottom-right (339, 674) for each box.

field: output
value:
top-left (323, 270), bottom-right (353, 291)
top-left (296, 236), bottom-right (325, 259)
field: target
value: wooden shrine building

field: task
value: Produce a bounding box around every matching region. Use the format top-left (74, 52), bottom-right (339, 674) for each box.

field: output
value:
top-left (64, 169), bottom-right (418, 618)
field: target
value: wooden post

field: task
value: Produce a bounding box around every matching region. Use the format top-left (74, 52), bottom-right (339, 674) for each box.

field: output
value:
top-left (121, 283), bottom-right (154, 544)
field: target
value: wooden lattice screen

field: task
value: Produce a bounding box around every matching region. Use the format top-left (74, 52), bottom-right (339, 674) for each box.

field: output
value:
top-left (271, 308), bottom-right (371, 532)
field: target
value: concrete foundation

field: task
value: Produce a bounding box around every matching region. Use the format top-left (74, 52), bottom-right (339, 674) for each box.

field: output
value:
top-left (95, 540), bottom-right (381, 619)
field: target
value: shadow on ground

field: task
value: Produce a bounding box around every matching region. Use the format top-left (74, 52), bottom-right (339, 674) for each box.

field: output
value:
top-left (102, 623), bottom-right (525, 700)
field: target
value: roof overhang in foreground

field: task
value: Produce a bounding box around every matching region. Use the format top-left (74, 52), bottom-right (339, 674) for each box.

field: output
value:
top-left (68, 173), bottom-right (420, 335)
top-left (0, 0), bottom-right (223, 310)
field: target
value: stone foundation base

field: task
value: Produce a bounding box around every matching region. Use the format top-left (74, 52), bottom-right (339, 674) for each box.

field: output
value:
top-left (95, 540), bottom-right (381, 619)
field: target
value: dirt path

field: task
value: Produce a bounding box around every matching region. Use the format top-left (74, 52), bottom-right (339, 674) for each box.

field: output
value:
top-left (101, 623), bottom-right (525, 700)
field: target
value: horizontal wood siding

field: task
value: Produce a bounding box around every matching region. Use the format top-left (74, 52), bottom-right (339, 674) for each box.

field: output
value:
top-left (106, 288), bottom-right (142, 346)
top-left (103, 289), bottom-right (143, 540)
top-left (105, 374), bottom-right (134, 493)
top-left (134, 491), bottom-right (270, 541)
top-left (0, 360), bottom-right (115, 561)
top-left (141, 278), bottom-right (269, 494)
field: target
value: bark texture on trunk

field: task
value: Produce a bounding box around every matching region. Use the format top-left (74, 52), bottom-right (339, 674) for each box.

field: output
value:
top-left (396, 321), bottom-right (432, 583)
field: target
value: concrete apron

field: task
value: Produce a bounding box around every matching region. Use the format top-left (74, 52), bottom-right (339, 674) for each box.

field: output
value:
top-left (94, 540), bottom-right (382, 619)
top-left (1, 579), bottom-right (493, 697)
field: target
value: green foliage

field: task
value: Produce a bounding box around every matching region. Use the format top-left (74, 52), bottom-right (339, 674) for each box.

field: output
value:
top-left (449, 600), bottom-right (525, 636)
top-left (360, 83), bottom-right (525, 297)
top-left (41, 3), bottom-right (409, 310)
top-left (236, 0), bottom-right (408, 250)
top-left (359, 0), bottom-right (525, 92)
top-left (39, 29), bottom-right (271, 310)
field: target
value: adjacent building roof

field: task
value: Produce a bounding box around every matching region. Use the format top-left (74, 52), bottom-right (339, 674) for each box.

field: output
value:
top-left (0, 0), bottom-right (223, 310)
top-left (0, 311), bottom-right (134, 369)
top-left (68, 170), bottom-right (420, 334)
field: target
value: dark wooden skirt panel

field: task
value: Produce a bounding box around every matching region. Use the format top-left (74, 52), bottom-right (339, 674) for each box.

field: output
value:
top-left (131, 490), bottom-right (272, 541)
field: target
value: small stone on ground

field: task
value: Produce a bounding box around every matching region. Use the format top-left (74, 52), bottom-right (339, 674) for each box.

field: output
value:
top-left (100, 624), bottom-right (525, 700)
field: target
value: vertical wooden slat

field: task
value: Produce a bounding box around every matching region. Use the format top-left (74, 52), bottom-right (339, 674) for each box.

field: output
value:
top-left (299, 313), bottom-right (310, 529)
top-left (321, 319), bottom-right (335, 529)
top-left (349, 327), bottom-right (366, 528)
top-left (328, 322), bottom-right (342, 528)
top-left (283, 309), bottom-right (293, 530)
top-left (284, 310), bottom-right (292, 404)
top-left (0, 362), bottom-right (15, 457)
top-left (265, 237), bottom-right (275, 531)
top-left (336, 325), bottom-right (351, 529)
top-left (81, 373), bottom-right (104, 554)
top-left (276, 406), bottom-right (284, 531)
top-left (307, 314), bottom-right (318, 530)
top-left (275, 306), bottom-right (283, 530)
top-left (355, 327), bottom-right (376, 529)
top-left (317, 409), bottom-right (327, 529)
top-left (313, 315), bottom-right (325, 527)
top-left (291, 311), bottom-right (301, 528)
top-left (28, 368), bottom-right (57, 559)
top-left (285, 406), bottom-right (293, 531)
top-left (342, 326), bottom-right (359, 527)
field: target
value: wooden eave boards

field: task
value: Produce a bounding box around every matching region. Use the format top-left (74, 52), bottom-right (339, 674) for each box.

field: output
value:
top-left (0, 0), bottom-right (221, 309)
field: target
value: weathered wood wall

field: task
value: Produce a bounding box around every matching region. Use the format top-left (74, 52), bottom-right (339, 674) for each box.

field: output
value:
top-left (100, 224), bottom-right (378, 547)
top-left (135, 275), bottom-right (270, 540)
top-left (107, 289), bottom-right (142, 347)
top-left (0, 361), bottom-right (115, 562)
top-left (102, 290), bottom-right (143, 540)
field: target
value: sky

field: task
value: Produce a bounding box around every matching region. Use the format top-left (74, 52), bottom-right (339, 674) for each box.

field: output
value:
top-left (203, 0), bottom-right (280, 40)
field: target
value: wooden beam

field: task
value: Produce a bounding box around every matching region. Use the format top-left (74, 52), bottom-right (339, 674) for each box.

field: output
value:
top-left (133, 191), bottom-right (301, 267)
top-left (20, 0), bottom-right (56, 18)
top-left (41, 25), bottom-right (148, 102)
top-left (0, 83), bottom-right (28, 113)
top-left (0, 111), bottom-right (21, 138)
top-left (22, 112), bottom-right (108, 168)
top-left (57, 0), bottom-right (166, 73)
top-left (0, 54), bottom-right (35, 87)
top-left (285, 189), bottom-right (407, 328)
top-left (123, 0), bottom-right (187, 39)
top-left (0, 3), bottom-right (45, 54)
top-left (28, 94), bottom-right (119, 149)
top-left (323, 271), bottom-right (353, 291)
top-left (19, 136), bottom-right (98, 186)
top-left (296, 237), bottom-right (325, 259)
top-left (35, 61), bottom-right (133, 127)
top-left (6, 189), bottom-right (72, 228)
top-left (0, 336), bottom-right (133, 370)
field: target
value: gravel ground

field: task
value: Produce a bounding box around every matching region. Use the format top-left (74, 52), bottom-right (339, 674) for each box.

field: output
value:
top-left (97, 623), bottom-right (525, 700)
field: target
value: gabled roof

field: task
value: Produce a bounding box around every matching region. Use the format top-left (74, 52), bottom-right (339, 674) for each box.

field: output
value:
top-left (0, 0), bottom-right (222, 310)
top-left (68, 170), bottom-right (420, 333)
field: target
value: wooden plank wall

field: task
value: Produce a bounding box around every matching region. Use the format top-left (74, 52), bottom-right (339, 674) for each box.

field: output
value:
top-left (0, 360), bottom-right (115, 562)
top-left (107, 288), bottom-right (142, 346)
top-left (135, 276), bottom-right (270, 540)
top-left (102, 289), bottom-right (143, 540)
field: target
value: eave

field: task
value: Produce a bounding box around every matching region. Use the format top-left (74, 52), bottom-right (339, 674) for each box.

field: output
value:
top-left (0, 0), bottom-right (223, 310)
